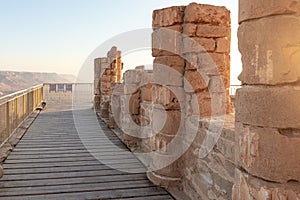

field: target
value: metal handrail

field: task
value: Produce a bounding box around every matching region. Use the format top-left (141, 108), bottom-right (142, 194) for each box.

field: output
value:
top-left (0, 84), bottom-right (43, 105)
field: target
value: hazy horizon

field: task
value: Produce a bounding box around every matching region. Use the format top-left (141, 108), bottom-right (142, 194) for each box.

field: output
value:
top-left (0, 0), bottom-right (241, 84)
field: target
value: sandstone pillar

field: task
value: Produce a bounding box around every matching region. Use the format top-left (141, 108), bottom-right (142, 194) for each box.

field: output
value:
top-left (233, 0), bottom-right (300, 198)
top-left (94, 47), bottom-right (123, 119)
top-left (149, 3), bottom-right (233, 192)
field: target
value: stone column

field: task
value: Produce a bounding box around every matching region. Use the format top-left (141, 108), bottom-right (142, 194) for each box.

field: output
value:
top-left (94, 58), bottom-right (101, 112)
top-left (233, 0), bottom-right (300, 199)
top-left (95, 46), bottom-right (123, 120)
top-left (149, 3), bottom-right (233, 193)
top-left (148, 5), bottom-right (186, 189)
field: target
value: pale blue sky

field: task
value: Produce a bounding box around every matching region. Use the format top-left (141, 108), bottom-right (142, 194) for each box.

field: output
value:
top-left (0, 0), bottom-right (241, 84)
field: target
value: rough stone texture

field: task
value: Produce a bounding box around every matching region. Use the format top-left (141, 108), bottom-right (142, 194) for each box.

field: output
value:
top-left (152, 28), bottom-right (182, 57)
top-left (235, 0), bottom-right (300, 198)
top-left (153, 6), bottom-right (185, 28)
top-left (232, 169), bottom-right (300, 200)
top-left (181, 115), bottom-right (236, 200)
top-left (152, 85), bottom-right (184, 110)
top-left (196, 24), bottom-right (230, 38)
top-left (94, 46), bottom-right (123, 119)
top-left (235, 86), bottom-right (300, 129)
top-left (184, 3), bottom-right (230, 26)
top-left (238, 16), bottom-right (300, 85)
top-left (149, 3), bottom-right (233, 199)
top-left (236, 123), bottom-right (300, 183)
top-left (239, 0), bottom-right (300, 23)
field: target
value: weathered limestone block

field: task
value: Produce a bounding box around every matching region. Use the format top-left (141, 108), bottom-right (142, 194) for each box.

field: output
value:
top-left (196, 24), bottom-right (230, 38)
top-left (186, 92), bottom-right (227, 117)
top-left (154, 56), bottom-right (185, 75)
top-left (120, 93), bottom-right (140, 115)
top-left (152, 85), bottom-right (184, 110)
top-left (184, 70), bottom-right (209, 93)
top-left (208, 76), bottom-right (229, 93)
top-left (216, 37), bottom-right (230, 53)
top-left (183, 23), bottom-right (197, 37)
top-left (140, 84), bottom-right (153, 102)
top-left (184, 3), bottom-right (230, 25)
top-left (123, 70), bottom-right (143, 84)
top-left (140, 70), bottom-right (153, 86)
top-left (140, 102), bottom-right (153, 127)
top-left (198, 53), bottom-right (230, 77)
top-left (153, 63), bottom-right (183, 87)
top-left (153, 6), bottom-right (185, 28)
top-left (182, 37), bottom-right (215, 53)
top-left (124, 84), bottom-right (139, 95)
top-left (238, 16), bottom-right (300, 85)
top-left (236, 122), bottom-right (300, 183)
top-left (152, 28), bottom-right (182, 57)
top-left (152, 107), bottom-right (181, 136)
top-left (239, 0), bottom-right (300, 23)
top-left (232, 169), bottom-right (300, 200)
top-left (94, 95), bottom-right (101, 111)
top-left (235, 86), bottom-right (300, 129)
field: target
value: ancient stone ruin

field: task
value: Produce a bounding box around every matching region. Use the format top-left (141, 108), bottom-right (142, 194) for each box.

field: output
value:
top-left (94, 2), bottom-right (300, 200)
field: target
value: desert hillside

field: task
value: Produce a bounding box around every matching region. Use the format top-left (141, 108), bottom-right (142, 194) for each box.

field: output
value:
top-left (0, 71), bottom-right (76, 97)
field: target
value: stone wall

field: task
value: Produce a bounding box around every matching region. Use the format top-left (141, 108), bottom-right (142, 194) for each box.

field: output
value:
top-left (93, 2), bottom-right (300, 199)
top-left (94, 46), bottom-right (123, 119)
top-left (233, 0), bottom-right (300, 199)
top-left (148, 3), bottom-right (234, 199)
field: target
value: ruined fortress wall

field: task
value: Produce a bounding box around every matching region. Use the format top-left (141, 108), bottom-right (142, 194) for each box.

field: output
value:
top-left (148, 3), bottom-right (235, 199)
top-left (94, 47), bottom-right (123, 119)
top-left (233, 0), bottom-right (300, 199)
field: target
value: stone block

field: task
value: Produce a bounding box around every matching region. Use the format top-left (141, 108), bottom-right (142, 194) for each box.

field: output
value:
top-left (120, 93), bottom-right (140, 115)
top-left (235, 86), bottom-right (300, 129)
top-left (196, 24), bottom-right (230, 38)
top-left (153, 56), bottom-right (185, 75)
top-left (183, 23), bottom-right (197, 37)
top-left (152, 28), bottom-right (182, 57)
top-left (152, 85), bottom-right (184, 110)
top-left (123, 69), bottom-right (143, 84)
top-left (186, 92), bottom-right (227, 117)
top-left (232, 169), bottom-right (300, 200)
top-left (140, 84), bottom-right (153, 102)
top-left (153, 107), bottom-right (181, 136)
top-left (239, 0), bottom-right (300, 23)
top-left (236, 123), bottom-right (300, 183)
top-left (184, 3), bottom-right (230, 26)
top-left (182, 37), bottom-right (215, 53)
top-left (153, 6), bottom-right (185, 28)
top-left (153, 63), bottom-right (183, 87)
top-left (184, 71), bottom-right (209, 93)
top-left (124, 84), bottom-right (139, 95)
top-left (208, 76), bottom-right (229, 93)
top-left (185, 53), bottom-right (229, 77)
top-left (216, 37), bottom-right (230, 53)
top-left (238, 16), bottom-right (300, 85)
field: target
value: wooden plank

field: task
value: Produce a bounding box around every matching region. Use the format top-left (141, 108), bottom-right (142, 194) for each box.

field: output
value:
top-left (3, 160), bottom-right (142, 169)
top-left (4, 163), bottom-right (146, 175)
top-left (0, 187), bottom-right (168, 200)
top-left (0, 106), bottom-right (173, 199)
top-left (5, 156), bottom-right (138, 164)
top-left (1, 169), bottom-right (141, 181)
top-left (0, 180), bottom-right (156, 197)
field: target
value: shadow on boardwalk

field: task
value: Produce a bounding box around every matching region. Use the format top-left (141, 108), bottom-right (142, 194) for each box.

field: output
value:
top-left (0, 105), bottom-right (174, 200)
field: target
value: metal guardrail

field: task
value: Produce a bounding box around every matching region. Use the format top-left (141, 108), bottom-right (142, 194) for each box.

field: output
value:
top-left (0, 84), bottom-right (43, 145)
top-left (229, 85), bottom-right (241, 96)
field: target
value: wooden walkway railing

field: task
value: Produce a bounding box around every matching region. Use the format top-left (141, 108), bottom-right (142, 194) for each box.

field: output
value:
top-left (0, 104), bottom-right (174, 199)
top-left (0, 85), bottom-right (43, 145)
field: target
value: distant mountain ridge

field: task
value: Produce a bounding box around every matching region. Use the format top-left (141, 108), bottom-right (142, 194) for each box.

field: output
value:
top-left (0, 71), bottom-right (77, 97)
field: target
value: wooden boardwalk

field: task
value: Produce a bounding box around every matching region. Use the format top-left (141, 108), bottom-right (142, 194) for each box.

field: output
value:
top-left (0, 105), bottom-right (174, 200)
